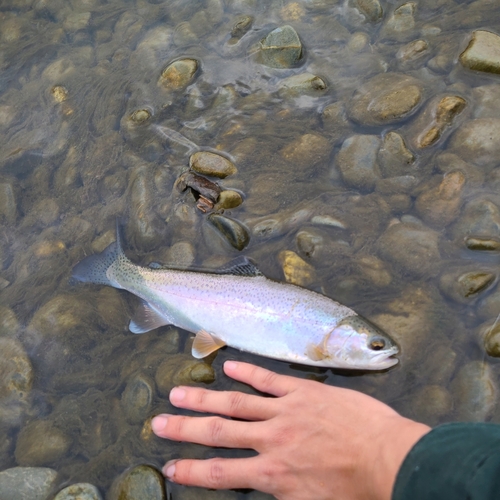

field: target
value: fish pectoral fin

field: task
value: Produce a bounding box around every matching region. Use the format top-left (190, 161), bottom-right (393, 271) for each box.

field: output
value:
top-left (306, 342), bottom-right (327, 362)
top-left (192, 329), bottom-right (226, 358)
top-left (129, 299), bottom-right (171, 334)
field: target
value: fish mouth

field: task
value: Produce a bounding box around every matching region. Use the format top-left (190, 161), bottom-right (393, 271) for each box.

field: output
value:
top-left (370, 345), bottom-right (399, 368)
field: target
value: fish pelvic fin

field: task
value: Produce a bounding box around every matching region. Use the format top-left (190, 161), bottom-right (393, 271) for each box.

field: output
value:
top-left (129, 299), bottom-right (171, 334)
top-left (192, 329), bottom-right (226, 358)
top-left (71, 220), bottom-right (128, 287)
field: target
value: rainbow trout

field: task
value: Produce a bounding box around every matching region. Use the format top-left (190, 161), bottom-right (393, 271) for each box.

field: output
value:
top-left (72, 229), bottom-right (398, 370)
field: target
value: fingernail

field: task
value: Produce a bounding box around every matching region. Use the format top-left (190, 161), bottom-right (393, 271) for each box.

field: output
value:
top-left (163, 460), bottom-right (178, 480)
top-left (170, 387), bottom-right (186, 404)
top-left (151, 414), bottom-right (169, 434)
top-left (224, 360), bottom-right (238, 371)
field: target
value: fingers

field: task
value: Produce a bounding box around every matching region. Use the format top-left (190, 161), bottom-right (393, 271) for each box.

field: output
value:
top-left (152, 413), bottom-right (265, 449)
top-left (169, 385), bottom-right (277, 421)
top-left (224, 361), bottom-right (298, 397)
top-left (163, 456), bottom-right (275, 493)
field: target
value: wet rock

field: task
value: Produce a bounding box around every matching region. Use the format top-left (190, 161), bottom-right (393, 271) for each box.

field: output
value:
top-left (278, 73), bottom-right (327, 97)
top-left (465, 237), bottom-right (500, 251)
top-left (435, 153), bottom-right (484, 187)
top-left (158, 58), bottom-right (198, 90)
top-left (23, 198), bottom-right (60, 228)
top-left (410, 385), bottom-right (453, 426)
top-left (108, 465), bottom-right (165, 500)
top-left (460, 30), bottom-right (500, 75)
top-left (207, 214), bottom-right (249, 250)
top-left (479, 321), bottom-right (500, 358)
top-left (259, 25), bottom-right (302, 68)
top-left (280, 133), bottom-right (331, 168)
top-left (15, 420), bottom-right (72, 466)
top-left (412, 95), bottom-right (467, 149)
top-left (477, 287), bottom-right (500, 321)
top-left (347, 32), bottom-right (370, 52)
top-left (0, 337), bottom-right (33, 401)
top-left (175, 171), bottom-right (221, 206)
top-left (173, 22), bottom-right (197, 47)
top-left (296, 230), bottom-right (325, 259)
top-left (397, 39), bottom-right (428, 63)
top-left (449, 119), bottom-right (500, 168)
top-left (377, 132), bottom-right (415, 178)
top-left (231, 15), bottom-right (253, 39)
top-left (64, 11), bottom-right (91, 31)
top-left (450, 198), bottom-right (500, 243)
top-left (377, 221), bottom-right (441, 277)
top-left (54, 483), bottom-right (103, 500)
top-left (189, 151), bottom-right (237, 178)
top-left (349, 0), bottom-right (383, 23)
top-left (336, 135), bottom-right (381, 191)
top-left (415, 171), bottom-right (465, 228)
top-left (348, 73), bottom-right (423, 126)
top-left (278, 250), bottom-right (316, 287)
top-left (452, 361), bottom-right (497, 422)
top-left (0, 467), bottom-right (57, 500)
top-left (157, 241), bottom-right (196, 269)
top-left (0, 182), bottom-right (17, 225)
top-left (356, 255), bottom-right (392, 287)
top-left (281, 2), bottom-right (305, 21)
top-left (0, 306), bottom-right (19, 337)
top-left (471, 84), bottom-right (500, 119)
top-left (155, 355), bottom-right (215, 396)
top-left (382, 2), bottom-right (416, 40)
top-left (213, 190), bottom-right (243, 211)
top-left (439, 267), bottom-right (495, 304)
top-left (375, 176), bottom-right (418, 196)
top-left (121, 374), bottom-right (155, 424)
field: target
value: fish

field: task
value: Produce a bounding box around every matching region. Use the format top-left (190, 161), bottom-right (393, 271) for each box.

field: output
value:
top-left (71, 227), bottom-right (399, 370)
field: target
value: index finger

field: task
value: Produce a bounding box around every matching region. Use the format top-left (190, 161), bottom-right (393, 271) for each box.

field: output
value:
top-left (224, 361), bottom-right (298, 397)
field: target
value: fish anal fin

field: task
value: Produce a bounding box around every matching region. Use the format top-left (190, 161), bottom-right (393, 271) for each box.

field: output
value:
top-left (306, 342), bottom-right (327, 362)
top-left (129, 299), bottom-right (170, 334)
top-left (192, 329), bottom-right (226, 358)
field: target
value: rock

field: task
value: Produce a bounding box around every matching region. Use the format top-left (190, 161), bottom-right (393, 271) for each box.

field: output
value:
top-left (281, 2), bottom-right (305, 21)
top-left (214, 190), bottom-right (243, 210)
top-left (175, 170), bottom-right (221, 212)
top-left (349, 0), bottom-right (383, 23)
top-left (347, 32), bottom-right (370, 52)
top-left (0, 467), bottom-right (57, 500)
top-left (158, 241), bottom-right (196, 269)
top-left (382, 2), bottom-right (416, 40)
top-left (377, 221), bottom-right (441, 277)
top-left (0, 337), bottom-right (33, 401)
top-left (375, 176), bottom-right (418, 195)
top-left (278, 73), bottom-right (327, 97)
top-left (450, 198), bottom-right (500, 243)
top-left (452, 361), bottom-right (497, 421)
top-left (108, 465), bottom-right (165, 500)
top-left (15, 420), bottom-right (72, 466)
top-left (280, 133), bottom-right (331, 168)
top-left (460, 30), bottom-right (500, 74)
top-left (189, 151), bottom-right (237, 178)
top-left (471, 84), bottom-right (500, 119)
top-left (207, 214), bottom-right (250, 250)
top-left (355, 255), bottom-right (392, 287)
top-left (54, 483), bottom-right (103, 500)
top-left (435, 153), bottom-right (484, 187)
top-left (121, 374), bottom-right (155, 424)
top-left (336, 135), bottom-right (381, 191)
top-left (465, 237), bottom-right (500, 251)
top-left (296, 230), bottom-right (325, 259)
top-left (23, 198), bottom-right (60, 228)
top-left (377, 132), bottom-right (415, 178)
top-left (230, 15), bottom-right (253, 39)
top-left (449, 119), bottom-right (500, 168)
top-left (64, 11), bottom-right (91, 31)
top-left (397, 39), bottom-right (428, 63)
top-left (477, 287), bottom-right (500, 321)
top-left (414, 171), bottom-right (465, 228)
top-left (479, 321), bottom-right (500, 357)
top-left (259, 25), bottom-right (302, 68)
top-left (0, 182), bottom-right (17, 225)
top-left (158, 58), bottom-right (198, 90)
top-left (410, 385), bottom-right (453, 426)
top-left (439, 267), bottom-right (495, 304)
top-left (348, 73), bottom-right (423, 126)
top-left (278, 250), bottom-right (316, 286)
top-left (0, 306), bottom-right (19, 337)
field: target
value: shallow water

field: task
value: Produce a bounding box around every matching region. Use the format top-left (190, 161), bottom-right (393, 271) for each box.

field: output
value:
top-left (1, 0), bottom-right (500, 497)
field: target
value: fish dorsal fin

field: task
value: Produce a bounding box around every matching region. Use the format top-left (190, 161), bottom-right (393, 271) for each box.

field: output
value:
top-left (217, 256), bottom-right (263, 277)
top-left (306, 342), bottom-right (327, 362)
top-left (129, 299), bottom-right (170, 334)
top-left (192, 329), bottom-right (226, 358)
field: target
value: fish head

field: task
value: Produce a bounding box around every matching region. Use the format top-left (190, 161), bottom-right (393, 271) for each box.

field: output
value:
top-left (324, 316), bottom-right (399, 370)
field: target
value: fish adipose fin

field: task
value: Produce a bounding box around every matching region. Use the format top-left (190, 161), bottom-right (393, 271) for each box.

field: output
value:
top-left (217, 256), bottom-right (263, 277)
top-left (192, 329), bottom-right (226, 358)
top-left (129, 299), bottom-right (171, 334)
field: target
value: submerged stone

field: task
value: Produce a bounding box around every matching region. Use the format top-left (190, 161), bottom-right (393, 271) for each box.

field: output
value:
top-left (278, 73), bottom-right (327, 96)
top-left (108, 465), bottom-right (165, 500)
top-left (189, 151), bottom-right (237, 178)
top-left (349, 0), bottom-right (383, 23)
top-left (259, 25), bottom-right (302, 68)
top-left (208, 214), bottom-right (249, 250)
top-left (460, 30), bottom-right (500, 74)
top-left (480, 321), bottom-right (500, 357)
top-left (278, 250), bottom-right (316, 286)
top-left (54, 483), bottom-right (103, 500)
top-left (0, 467), bottom-right (57, 500)
top-left (158, 58), bottom-right (198, 90)
top-left (378, 132), bottom-right (415, 178)
top-left (0, 337), bottom-right (33, 401)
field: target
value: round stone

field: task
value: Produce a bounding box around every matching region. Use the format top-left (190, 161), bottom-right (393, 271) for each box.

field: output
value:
top-left (108, 465), bottom-right (165, 500)
top-left (0, 467), bottom-right (57, 500)
top-left (54, 483), bottom-right (103, 500)
top-left (460, 30), bottom-right (500, 74)
top-left (259, 25), bottom-right (302, 68)
top-left (189, 151), bottom-right (237, 178)
top-left (0, 337), bottom-right (33, 401)
top-left (158, 58), bottom-right (198, 90)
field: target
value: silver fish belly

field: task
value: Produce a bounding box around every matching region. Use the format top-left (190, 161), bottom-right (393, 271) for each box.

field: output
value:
top-left (72, 230), bottom-right (399, 370)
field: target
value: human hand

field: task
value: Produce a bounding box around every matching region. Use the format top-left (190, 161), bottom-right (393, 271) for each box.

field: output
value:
top-left (151, 361), bottom-right (430, 500)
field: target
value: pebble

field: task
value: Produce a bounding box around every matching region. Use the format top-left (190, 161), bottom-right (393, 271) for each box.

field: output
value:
top-left (207, 213), bottom-right (250, 250)
top-left (278, 73), bottom-right (327, 97)
top-left (348, 73), bottom-right (423, 126)
top-left (439, 268), bottom-right (495, 304)
top-left (0, 467), bottom-right (57, 500)
top-left (15, 419), bottom-right (72, 466)
top-left (280, 133), bottom-right (331, 168)
top-left (189, 151), bottom-right (237, 178)
top-left (158, 58), bottom-right (198, 90)
top-left (336, 135), bottom-right (381, 191)
top-left (381, 2), bottom-right (416, 40)
top-left (54, 483), bottom-right (103, 500)
top-left (414, 171), bottom-right (465, 228)
top-left (450, 198), bottom-right (500, 243)
top-left (121, 374), bottom-right (155, 424)
top-left (0, 306), bottom-right (19, 336)
top-left (214, 190), bottom-right (243, 210)
top-left (377, 132), bottom-right (415, 178)
top-left (479, 321), bottom-right (500, 358)
top-left (0, 337), bottom-right (33, 401)
top-left (460, 30), bottom-right (500, 74)
top-left (259, 25), bottom-right (302, 68)
top-left (278, 250), bottom-right (316, 287)
top-left (471, 84), bottom-right (500, 119)
top-left (452, 361), bottom-right (497, 422)
top-left (349, 0), bottom-right (383, 23)
top-left (230, 14), bottom-right (253, 39)
top-left (397, 39), bottom-right (428, 63)
top-left (449, 118), bottom-right (500, 168)
top-left (108, 465), bottom-right (165, 500)
top-left (0, 182), bottom-right (17, 225)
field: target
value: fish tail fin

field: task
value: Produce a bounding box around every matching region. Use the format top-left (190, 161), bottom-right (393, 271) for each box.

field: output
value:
top-left (71, 220), bottom-right (128, 287)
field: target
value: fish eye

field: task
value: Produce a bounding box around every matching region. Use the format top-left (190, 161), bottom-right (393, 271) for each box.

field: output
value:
top-left (369, 338), bottom-right (386, 351)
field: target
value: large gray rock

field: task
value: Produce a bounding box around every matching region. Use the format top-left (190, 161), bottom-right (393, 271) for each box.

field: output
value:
top-left (0, 467), bottom-right (57, 500)
top-left (460, 30), bottom-right (500, 74)
top-left (54, 483), bottom-right (103, 500)
top-left (259, 25), bottom-right (302, 68)
top-left (107, 465), bottom-right (165, 500)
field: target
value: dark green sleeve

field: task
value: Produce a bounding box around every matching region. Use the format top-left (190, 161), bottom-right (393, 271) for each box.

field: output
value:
top-left (392, 422), bottom-right (500, 500)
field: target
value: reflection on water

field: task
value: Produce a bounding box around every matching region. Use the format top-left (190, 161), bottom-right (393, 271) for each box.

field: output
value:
top-left (1, 0), bottom-right (500, 497)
